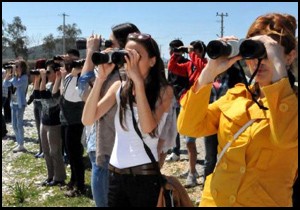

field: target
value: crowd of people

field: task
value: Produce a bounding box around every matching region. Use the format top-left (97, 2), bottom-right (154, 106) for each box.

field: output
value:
top-left (2, 12), bottom-right (298, 207)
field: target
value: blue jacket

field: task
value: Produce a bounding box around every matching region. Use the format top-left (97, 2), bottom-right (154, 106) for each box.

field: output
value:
top-left (3, 75), bottom-right (28, 109)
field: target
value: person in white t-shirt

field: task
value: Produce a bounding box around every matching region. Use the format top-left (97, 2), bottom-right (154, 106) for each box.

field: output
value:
top-left (82, 32), bottom-right (173, 207)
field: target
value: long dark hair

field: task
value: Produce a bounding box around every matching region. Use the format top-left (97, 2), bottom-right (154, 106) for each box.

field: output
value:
top-left (17, 60), bottom-right (28, 76)
top-left (112, 22), bottom-right (140, 48)
top-left (119, 34), bottom-right (168, 137)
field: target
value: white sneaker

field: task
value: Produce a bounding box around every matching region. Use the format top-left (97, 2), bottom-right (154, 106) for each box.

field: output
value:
top-left (165, 153), bottom-right (180, 162)
top-left (184, 172), bottom-right (198, 188)
top-left (13, 145), bottom-right (27, 153)
top-left (179, 170), bottom-right (200, 178)
top-left (195, 197), bottom-right (201, 206)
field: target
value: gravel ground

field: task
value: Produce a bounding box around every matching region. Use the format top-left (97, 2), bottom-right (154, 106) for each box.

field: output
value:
top-left (2, 84), bottom-right (206, 206)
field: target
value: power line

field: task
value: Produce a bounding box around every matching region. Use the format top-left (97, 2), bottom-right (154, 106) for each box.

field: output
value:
top-left (58, 12), bottom-right (69, 54)
top-left (216, 12), bottom-right (228, 38)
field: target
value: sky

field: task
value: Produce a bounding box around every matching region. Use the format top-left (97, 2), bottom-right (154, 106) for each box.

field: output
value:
top-left (2, 2), bottom-right (298, 59)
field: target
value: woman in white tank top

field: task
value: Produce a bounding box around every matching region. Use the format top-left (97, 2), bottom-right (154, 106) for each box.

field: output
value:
top-left (82, 32), bottom-right (173, 207)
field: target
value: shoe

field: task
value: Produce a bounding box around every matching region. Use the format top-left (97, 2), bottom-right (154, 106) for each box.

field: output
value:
top-left (179, 170), bottom-right (200, 178)
top-left (37, 152), bottom-right (44, 158)
top-left (34, 152), bottom-right (42, 158)
top-left (184, 172), bottom-right (198, 188)
top-left (47, 180), bottom-right (65, 187)
top-left (165, 153), bottom-right (180, 162)
top-left (63, 156), bottom-right (69, 166)
top-left (2, 130), bottom-right (8, 139)
top-left (195, 197), bottom-right (201, 206)
top-left (65, 181), bottom-right (75, 191)
top-left (64, 189), bottom-right (85, 197)
top-left (41, 178), bottom-right (53, 186)
top-left (13, 145), bottom-right (27, 153)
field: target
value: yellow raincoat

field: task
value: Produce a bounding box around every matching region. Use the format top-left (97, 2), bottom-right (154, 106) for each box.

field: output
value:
top-left (177, 78), bottom-right (298, 207)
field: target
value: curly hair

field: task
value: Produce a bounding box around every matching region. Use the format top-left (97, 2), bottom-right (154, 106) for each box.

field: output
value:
top-left (246, 13), bottom-right (297, 88)
top-left (246, 13), bottom-right (297, 54)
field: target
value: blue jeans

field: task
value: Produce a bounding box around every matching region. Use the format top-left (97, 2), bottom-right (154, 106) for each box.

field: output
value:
top-left (2, 97), bottom-right (8, 136)
top-left (11, 104), bottom-right (25, 145)
top-left (185, 136), bottom-right (196, 143)
top-left (89, 151), bottom-right (110, 207)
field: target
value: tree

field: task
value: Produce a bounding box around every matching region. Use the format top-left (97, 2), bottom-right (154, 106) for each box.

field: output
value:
top-left (57, 23), bottom-right (82, 52)
top-left (6, 16), bottom-right (29, 59)
top-left (2, 19), bottom-right (9, 53)
top-left (42, 34), bottom-right (56, 58)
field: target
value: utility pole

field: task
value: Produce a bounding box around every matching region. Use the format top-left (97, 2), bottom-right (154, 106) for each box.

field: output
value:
top-left (216, 12), bottom-right (228, 38)
top-left (59, 13), bottom-right (69, 54)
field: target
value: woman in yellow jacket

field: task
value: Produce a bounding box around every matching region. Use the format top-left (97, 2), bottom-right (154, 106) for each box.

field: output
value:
top-left (177, 13), bottom-right (298, 207)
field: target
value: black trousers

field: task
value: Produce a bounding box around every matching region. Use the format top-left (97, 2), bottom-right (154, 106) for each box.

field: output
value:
top-left (4, 91), bottom-right (11, 122)
top-left (61, 123), bottom-right (85, 191)
top-left (108, 172), bottom-right (160, 207)
top-left (171, 107), bottom-right (181, 156)
top-left (293, 177), bottom-right (299, 207)
top-left (33, 101), bottom-right (42, 153)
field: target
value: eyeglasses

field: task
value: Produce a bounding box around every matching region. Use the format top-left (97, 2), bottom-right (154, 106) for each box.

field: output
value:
top-left (128, 33), bottom-right (151, 40)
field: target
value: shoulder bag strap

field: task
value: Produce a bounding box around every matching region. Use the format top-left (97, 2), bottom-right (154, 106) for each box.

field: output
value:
top-left (128, 94), bottom-right (173, 207)
top-left (216, 119), bottom-right (256, 166)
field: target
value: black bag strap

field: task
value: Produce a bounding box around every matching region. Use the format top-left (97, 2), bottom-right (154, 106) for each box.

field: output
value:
top-left (128, 93), bottom-right (173, 207)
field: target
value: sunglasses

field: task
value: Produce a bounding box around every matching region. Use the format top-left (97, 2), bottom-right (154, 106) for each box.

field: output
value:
top-left (127, 33), bottom-right (158, 58)
top-left (128, 32), bottom-right (151, 40)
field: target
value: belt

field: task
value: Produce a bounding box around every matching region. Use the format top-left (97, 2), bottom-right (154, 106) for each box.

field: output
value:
top-left (109, 163), bottom-right (158, 175)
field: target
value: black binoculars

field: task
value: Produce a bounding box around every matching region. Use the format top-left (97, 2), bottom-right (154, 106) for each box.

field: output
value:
top-left (3, 62), bottom-right (15, 70)
top-left (92, 50), bottom-right (128, 66)
top-left (207, 39), bottom-right (266, 59)
top-left (172, 47), bottom-right (189, 54)
top-left (29, 70), bottom-right (51, 75)
top-left (70, 59), bottom-right (86, 69)
top-left (76, 38), bottom-right (113, 51)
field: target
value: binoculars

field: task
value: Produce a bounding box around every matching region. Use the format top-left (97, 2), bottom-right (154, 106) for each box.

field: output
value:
top-left (29, 69), bottom-right (51, 75)
top-left (172, 47), bottom-right (189, 54)
top-left (3, 62), bottom-right (15, 70)
top-left (207, 39), bottom-right (266, 59)
top-left (92, 50), bottom-right (128, 66)
top-left (76, 38), bottom-right (113, 51)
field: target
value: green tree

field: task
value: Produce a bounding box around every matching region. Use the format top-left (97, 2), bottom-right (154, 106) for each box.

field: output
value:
top-left (57, 23), bottom-right (82, 53)
top-left (2, 19), bottom-right (9, 53)
top-left (6, 16), bottom-right (29, 59)
top-left (42, 34), bottom-right (56, 58)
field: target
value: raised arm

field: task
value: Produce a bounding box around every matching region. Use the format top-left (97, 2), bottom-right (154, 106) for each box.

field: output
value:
top-left (81, 34), bottom-right (101, 76)
top-left (82, 62), bottom-right (120, 126)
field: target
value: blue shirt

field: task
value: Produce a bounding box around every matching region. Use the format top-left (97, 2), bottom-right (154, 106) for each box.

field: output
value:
top-left (3, 74), bottom-right (28, 108)
top-left (77, 70), bottom-right (95, 99)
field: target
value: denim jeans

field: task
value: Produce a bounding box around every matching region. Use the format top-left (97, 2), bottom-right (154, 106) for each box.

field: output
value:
top-left (203, 134), bottom-right (218, 181)
top-left (11, 104), bottom-right (25, 145)
top-left (2, 97), bottom-right (7, 136)
top-left (89, 152), bottom-right (110, 207)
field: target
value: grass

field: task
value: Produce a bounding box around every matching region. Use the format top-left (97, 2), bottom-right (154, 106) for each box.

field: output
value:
top-left (3, 85), bottom-right (203, 207)
top-left (2, 141), bottom-right (95, 207)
